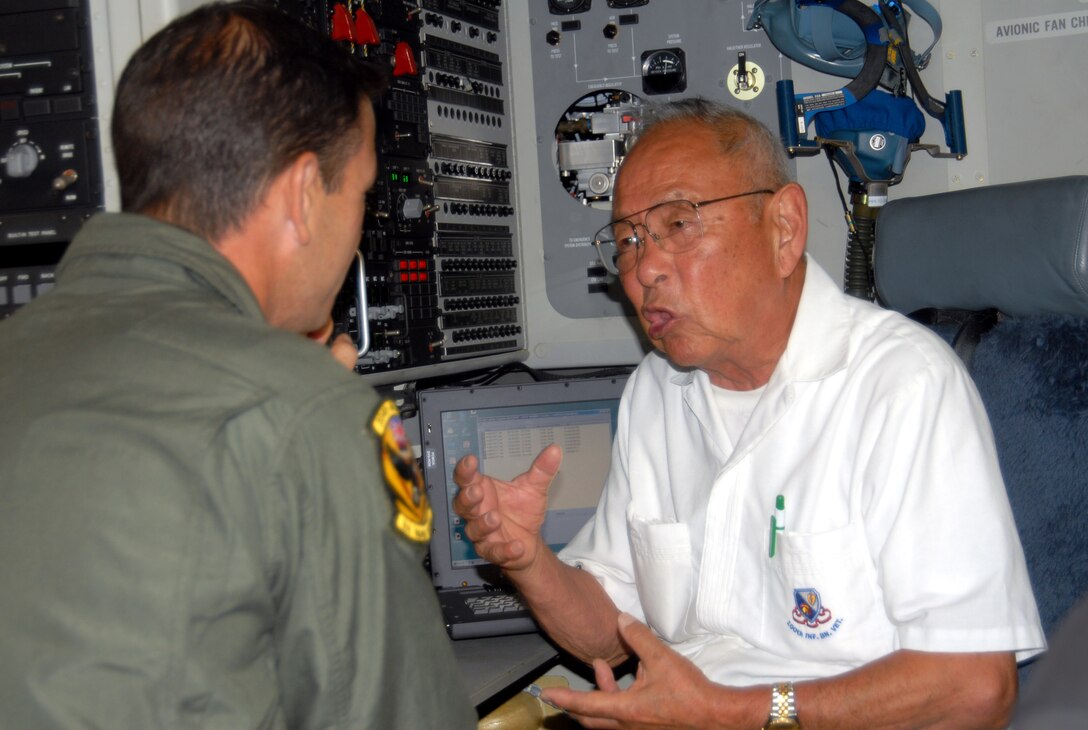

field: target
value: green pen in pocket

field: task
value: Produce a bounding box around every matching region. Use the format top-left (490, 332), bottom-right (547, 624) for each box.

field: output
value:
top-left (769, 495), bottom-right (785, 558)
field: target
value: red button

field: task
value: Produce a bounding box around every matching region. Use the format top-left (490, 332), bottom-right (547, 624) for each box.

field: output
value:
top-left (330, 4), bottom-right (354, 42)
top-left (354, 9), bottom-right (380, 45)
top-left (393, 42), bottom-right (419, 76)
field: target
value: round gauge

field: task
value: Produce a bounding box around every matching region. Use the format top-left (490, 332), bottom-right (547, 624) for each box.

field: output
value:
top-left (548, 0), bottom-right (590, 14)
top-left (641, 48), bottom-right (687, 95)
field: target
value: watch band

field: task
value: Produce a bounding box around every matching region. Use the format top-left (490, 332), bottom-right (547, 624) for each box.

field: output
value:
top-left (762, 681), bottom-right (800, 729)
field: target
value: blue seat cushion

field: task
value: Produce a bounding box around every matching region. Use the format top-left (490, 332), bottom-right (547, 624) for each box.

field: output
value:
top-left (971, 314), bottom-right (1088, 639)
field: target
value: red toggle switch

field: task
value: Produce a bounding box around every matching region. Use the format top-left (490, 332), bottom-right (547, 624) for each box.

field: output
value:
top-left (330, 4), bottom-right (354, 42)
top-left (393, 41), bottom-right (419, 76)
top-left (354, 9), bottom-right (380, 45)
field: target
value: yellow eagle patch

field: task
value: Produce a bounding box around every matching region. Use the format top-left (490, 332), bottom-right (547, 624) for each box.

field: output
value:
top-left (370, 399), bottom-right (432, 543)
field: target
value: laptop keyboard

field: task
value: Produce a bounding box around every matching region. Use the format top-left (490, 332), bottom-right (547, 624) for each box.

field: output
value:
top-left (465, 591), bottom-right (526, 616)
top-left (438, 586), bottom-right (538, 638)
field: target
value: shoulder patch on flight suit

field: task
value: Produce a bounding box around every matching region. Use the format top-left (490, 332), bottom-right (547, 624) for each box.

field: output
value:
top-left (370, 399), bottom-right (432, 543)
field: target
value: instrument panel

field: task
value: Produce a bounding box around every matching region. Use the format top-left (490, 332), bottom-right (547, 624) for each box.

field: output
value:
top-left (1, 0), bottom-right (788, 381)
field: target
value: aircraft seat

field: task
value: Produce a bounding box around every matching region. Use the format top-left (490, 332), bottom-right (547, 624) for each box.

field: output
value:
top-left (872, 175), bottom-right (1088, 675)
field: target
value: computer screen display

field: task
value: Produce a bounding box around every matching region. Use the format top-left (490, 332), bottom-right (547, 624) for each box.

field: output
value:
top-left (418, 375), bottom-right (627, 587)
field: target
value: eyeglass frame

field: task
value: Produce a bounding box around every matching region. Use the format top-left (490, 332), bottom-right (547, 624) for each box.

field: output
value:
top-left (592, 189), bottom-right (776, 275)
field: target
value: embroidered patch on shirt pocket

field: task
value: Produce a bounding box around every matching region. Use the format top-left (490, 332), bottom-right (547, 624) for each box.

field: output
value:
top-left (762, 523), bottom-right (894, 661)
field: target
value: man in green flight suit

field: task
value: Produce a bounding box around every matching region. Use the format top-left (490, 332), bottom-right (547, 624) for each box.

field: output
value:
top-left (0, 3), bottom-right (475, 728)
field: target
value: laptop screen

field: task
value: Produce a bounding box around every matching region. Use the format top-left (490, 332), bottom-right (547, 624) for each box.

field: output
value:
top-left (418, 375), bottom-right (628, 589)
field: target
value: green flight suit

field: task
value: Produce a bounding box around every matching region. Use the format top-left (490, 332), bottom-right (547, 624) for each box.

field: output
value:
top-left (0, 213), bottom-right (475, 729)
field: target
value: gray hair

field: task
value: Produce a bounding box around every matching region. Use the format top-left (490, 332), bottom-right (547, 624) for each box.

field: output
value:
top-left (629, 97), bottom-right (794, 190)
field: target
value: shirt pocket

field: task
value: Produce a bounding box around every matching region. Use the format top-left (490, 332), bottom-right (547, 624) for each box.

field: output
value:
top-left (628, 514), bottom-right (695, 643)
top-left (762, 523), bottom-right (895, 663)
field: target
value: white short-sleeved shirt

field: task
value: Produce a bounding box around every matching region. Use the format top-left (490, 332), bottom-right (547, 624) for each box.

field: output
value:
top-left (559, 258), bottom-right (1045, 686)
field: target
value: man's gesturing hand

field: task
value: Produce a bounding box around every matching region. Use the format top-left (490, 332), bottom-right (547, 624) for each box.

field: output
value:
top-left (452, 443), bottom-right (563, 572)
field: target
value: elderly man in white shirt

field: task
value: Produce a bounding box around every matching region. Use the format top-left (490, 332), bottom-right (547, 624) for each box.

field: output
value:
top-left (454, 98), bottom-right (1043, 730)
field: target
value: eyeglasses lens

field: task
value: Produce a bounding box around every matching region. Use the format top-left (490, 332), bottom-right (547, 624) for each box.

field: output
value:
top-left (647, 200), bottom-right (702, 251)
top-left (595, 200), bottom-right (703, 274)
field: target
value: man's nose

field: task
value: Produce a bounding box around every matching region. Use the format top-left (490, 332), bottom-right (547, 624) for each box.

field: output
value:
top-left (632, 229), bottom-right (670, 284)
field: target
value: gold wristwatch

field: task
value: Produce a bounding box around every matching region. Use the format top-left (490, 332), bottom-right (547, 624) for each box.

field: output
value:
top-left (762, 681), bottom-right (801, 729)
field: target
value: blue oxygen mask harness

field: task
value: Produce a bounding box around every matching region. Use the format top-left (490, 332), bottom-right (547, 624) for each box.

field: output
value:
top-left (748, 0), bottom-right (966, 301)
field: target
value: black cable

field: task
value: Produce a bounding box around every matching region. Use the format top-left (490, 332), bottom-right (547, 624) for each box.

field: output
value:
top-left (825, 146), bottom-right (855, 234)
top-left (394, 361), bottom-right (638, 419)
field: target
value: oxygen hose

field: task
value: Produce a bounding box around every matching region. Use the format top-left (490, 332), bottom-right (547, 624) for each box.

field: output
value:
top-left (844, 189), bottom-right (879, 301)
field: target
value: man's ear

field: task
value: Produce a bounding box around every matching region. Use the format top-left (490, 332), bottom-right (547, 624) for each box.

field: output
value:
top-left (282, 151), bottom-right (323, 248)
top-left (768, 182), bottom-right (808, 277)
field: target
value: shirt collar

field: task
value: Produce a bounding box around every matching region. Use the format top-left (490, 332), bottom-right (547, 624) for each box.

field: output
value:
top-left (775, 255), bottom-right (850, 383)
top-left (58, 212), bottom-right (265, 321)
top-left (667, 254), bottom-right (850, 389)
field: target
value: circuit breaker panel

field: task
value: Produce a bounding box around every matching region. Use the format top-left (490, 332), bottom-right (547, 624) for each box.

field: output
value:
top-left (273, 0), bottom-right (522, 383)
top-left (0, 0), bottom-right (104, 319)
top-left (522, 0), bottom-right (789, 322)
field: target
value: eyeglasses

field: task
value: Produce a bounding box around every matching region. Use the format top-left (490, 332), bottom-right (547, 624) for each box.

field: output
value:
top-left (592, 189), bottom-right (775, 275)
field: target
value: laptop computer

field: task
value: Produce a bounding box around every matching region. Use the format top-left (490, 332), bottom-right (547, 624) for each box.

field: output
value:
top-left (418, 374), bottom-right (628, 639)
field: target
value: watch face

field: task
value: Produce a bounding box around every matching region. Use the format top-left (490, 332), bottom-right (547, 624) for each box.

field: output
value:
top-left (765, 720), bottom-right (801, 730)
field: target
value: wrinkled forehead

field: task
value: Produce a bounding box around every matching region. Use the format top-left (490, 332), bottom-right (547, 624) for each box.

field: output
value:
top-left (612, 121), bottom-right (733, 218)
